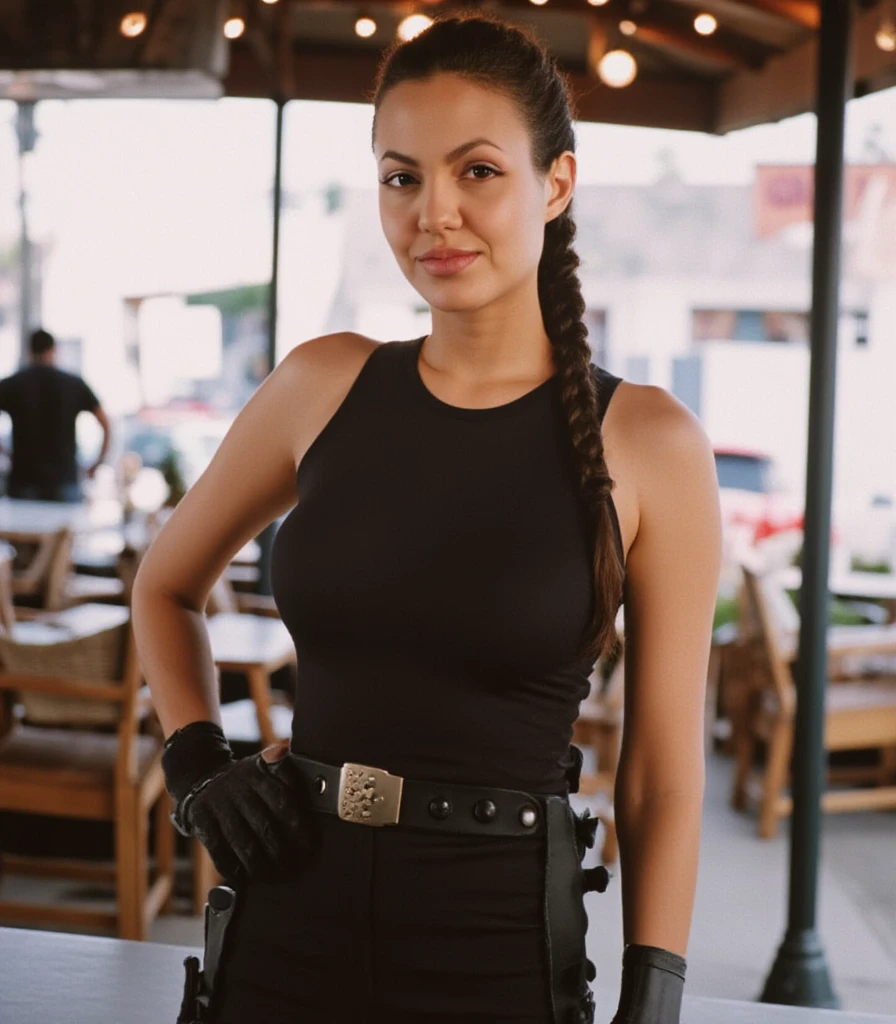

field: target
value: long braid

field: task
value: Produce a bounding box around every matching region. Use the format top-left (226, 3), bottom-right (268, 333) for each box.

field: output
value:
top-left (540, 209), bottom-right (624, 660)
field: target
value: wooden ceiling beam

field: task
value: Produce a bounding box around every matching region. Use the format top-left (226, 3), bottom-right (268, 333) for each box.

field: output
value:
top-left (225, 43), bottom-right (716, 132)
top-left (630, 23), bottom-right (755, 70)
top-left (726, 0), bottom-right (819, 30)
top-left (716, 1), bottom-right (896, 133)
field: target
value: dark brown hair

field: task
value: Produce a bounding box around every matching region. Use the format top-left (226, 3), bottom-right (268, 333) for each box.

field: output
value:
top-left (371, 13), bottom-right (624, 661)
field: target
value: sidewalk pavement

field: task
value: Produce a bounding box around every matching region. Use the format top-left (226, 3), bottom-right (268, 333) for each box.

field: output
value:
top-left (578, 750), bottom-right (896, 1017)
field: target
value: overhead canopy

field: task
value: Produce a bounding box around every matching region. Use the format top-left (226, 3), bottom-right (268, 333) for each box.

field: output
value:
top-left (1, 1), bottom-right (894, 133)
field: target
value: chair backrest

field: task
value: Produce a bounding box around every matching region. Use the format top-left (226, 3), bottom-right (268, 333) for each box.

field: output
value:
top-left (740, 564), bottom-right (797, 715)
top-left (0, 541), bottom-right (17, 634)
top-left (0, 613), bottom-right (147, 787)
top-left (10, 527), bottom-right (75, 611)
top-left (0, 604), bottom-right (133, 728)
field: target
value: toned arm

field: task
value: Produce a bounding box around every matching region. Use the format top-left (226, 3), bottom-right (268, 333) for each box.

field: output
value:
top-left (131, 332), bottom-right (377, 737)
top-left (612, 384), bottom-right (722, 956)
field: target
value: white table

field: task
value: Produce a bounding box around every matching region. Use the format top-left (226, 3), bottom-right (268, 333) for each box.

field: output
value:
top-left (775, 566), bottom-right (896, 621)
top-left (1, 927), bottom-right (894, 1024)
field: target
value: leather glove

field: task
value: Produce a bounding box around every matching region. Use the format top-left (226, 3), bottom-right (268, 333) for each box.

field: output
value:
top-left (162, 721), bottom-right (314, 883)
top-left (610, 943), bottom-right (687, 1024)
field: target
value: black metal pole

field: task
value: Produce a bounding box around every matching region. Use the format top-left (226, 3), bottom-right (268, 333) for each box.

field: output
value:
top-left (256, 95), bottom-right (286, 596)
top-left (760, 0), bottom-right (852, 1007)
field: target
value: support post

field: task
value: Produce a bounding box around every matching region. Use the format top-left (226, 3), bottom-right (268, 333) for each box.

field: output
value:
top-left (760, 0), bottom-right (852, 1006)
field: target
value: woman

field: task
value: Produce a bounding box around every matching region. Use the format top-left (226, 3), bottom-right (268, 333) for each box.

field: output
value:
top-left (133, 14), bottom-right (720, 1024)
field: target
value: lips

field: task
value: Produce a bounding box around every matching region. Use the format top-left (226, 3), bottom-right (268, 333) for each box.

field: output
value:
top-left (418, 248), bottom-right (476, 261)
top-left (418, 251), bottom-right (480, 277)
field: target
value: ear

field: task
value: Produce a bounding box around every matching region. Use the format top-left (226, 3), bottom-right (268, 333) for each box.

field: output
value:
top-left (544, 151), bottom-right (576, 223)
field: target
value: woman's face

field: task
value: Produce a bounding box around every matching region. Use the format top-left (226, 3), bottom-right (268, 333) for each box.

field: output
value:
top-left (373, 73), bottom-right (575, 314)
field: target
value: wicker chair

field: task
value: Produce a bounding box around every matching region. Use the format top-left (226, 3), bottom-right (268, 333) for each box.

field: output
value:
top-left (0, 604), bottom-right (177, 939)
top-left (732, 563), bottom-right (896, 838)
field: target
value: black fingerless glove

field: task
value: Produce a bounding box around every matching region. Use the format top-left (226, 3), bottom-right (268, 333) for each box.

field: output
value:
top-left (610, 944), bottom-right (687, 1024)
top-left (162, 721), bottom-right (314, 883)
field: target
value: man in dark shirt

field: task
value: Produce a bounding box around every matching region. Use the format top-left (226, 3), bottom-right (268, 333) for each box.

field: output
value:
top-left (0, 328), bottom-right (112, 501)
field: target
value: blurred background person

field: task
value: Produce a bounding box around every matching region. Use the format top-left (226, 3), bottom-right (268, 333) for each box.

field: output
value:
top-left (0, 327), bottom-right (111, 502)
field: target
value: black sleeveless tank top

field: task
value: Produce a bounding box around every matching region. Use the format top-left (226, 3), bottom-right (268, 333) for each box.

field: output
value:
top-left (271, 337), bottom-right (623, 795)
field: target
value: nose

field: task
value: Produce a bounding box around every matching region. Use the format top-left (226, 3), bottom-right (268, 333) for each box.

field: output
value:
top-left (417, 176), bottom-right (462, 233)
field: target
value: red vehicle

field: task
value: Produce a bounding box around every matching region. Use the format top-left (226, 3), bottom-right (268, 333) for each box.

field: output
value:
top-left (713, 448), bottom-right (804, 547)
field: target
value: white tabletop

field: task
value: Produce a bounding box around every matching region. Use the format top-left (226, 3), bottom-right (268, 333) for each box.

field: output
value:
top-left (0, 497), bottom-right (123, 538)
top-left (0, 927), bottom-right (893, 1024)
top-left (775, 566), bottom-right (896, 602)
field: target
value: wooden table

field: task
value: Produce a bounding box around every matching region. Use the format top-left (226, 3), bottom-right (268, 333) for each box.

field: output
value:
top-left (1, 927), bottom-right (894, 1024)
top-left (207, 612), bottom-right (296, 746)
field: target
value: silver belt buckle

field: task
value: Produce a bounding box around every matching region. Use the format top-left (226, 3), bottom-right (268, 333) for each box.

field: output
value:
top-left (338, 762), bottom-right (403, 826)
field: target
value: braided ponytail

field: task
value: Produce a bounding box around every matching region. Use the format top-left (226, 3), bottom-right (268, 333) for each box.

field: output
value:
top-left (540, 209), bottom-right (624, 660)
top-left (372, 12), bottom-right (624, 661)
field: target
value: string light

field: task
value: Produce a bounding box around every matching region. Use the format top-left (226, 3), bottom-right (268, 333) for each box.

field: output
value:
top-left (876, 3), bottom-right (896, 52)
top-left (619, 20), bottom-right (637, 36)
top-left (587, 0), bottom-right (611, 6)
top-left (119, 12), bottom-right (147, 38)
top-left (598, 49), bottom-right (638, 88)
top-left (398, 14), bottom-right (433, 41)
top-left (529, 0), bottom-right (550, 6)
top-left (694, 13), bottom-right (718, 36)
top-left (224, 17), bottom-right (245, 39)
top-left (355, 16), bottom-right (377, 39)
top-left (260, 0), bottom-right (279, 4)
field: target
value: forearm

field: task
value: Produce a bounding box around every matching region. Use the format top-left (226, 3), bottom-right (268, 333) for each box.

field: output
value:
top-left (96, 426), bottom-right (111, 466)
top-left (615, 785), bottom-right (703, 956)
top-left (131, 576), bottom-right (221, 737)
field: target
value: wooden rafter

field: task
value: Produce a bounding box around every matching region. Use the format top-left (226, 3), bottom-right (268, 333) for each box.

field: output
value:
top-left (631, 23), bottom-right (756, 70)
top-left (726, 0), bottom-right (819, 29)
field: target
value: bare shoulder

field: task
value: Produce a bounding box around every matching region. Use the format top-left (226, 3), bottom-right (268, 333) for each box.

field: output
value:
top-left (607, 382), bottom-right (716, 503)
top-left (277, 332), bottom-right (380, 464)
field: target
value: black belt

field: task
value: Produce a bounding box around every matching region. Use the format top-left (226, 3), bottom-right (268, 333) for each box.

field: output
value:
top-left (288, 753), bottom-right (547, 837)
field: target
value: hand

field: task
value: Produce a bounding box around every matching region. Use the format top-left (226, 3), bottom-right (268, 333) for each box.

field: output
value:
top-left (610, 944), bottom-right (686, 1024)
top-left (162, 723), bottom-right (314, 883)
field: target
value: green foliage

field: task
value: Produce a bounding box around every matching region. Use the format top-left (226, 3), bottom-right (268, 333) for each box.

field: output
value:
top-left (159, 450), bottom-right (187, 507)
top-left (850, 555), bottom-right (892, 574)
top-left (185, 283), bottom-right (269, 318)
top-left (713, 595), bottom-right (740, 631)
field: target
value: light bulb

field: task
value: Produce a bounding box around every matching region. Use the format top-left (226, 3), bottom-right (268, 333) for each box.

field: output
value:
top-left (876, 19), bottom-right (896, 52)
top-left (224, 17), bottom-right (245, 40)
top-left (529, 0), bottom-right (549, 6)
top-left (588, 0), bottom-right (611, 5)
top-left (398, 14), bottom-right (433, 41)
top-left (355, 16), bottom-right (377, 39)
top-left (619, 20), bottom-right (637, 36)
top-left (120, 12), bottom-right (147, 38)
top-left (694, 13), bottom-right (718, 36)
top-left (598, 49), bottom-right (638, 88)
top-left (261, 0), bottom-right (279, 4)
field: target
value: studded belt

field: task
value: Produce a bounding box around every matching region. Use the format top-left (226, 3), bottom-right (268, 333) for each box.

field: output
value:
top-left (287, 753), bottom-right (547, 837)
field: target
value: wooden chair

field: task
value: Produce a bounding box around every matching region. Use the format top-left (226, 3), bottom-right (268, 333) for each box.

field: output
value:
top-left (732, 563), bottom-right (896, 838)
top-left (10, 526), bottom-right (75, 611)
top-left (572, 655), bottom-right (624, 864)
top-left (0, 604), bottom-right (177, 939)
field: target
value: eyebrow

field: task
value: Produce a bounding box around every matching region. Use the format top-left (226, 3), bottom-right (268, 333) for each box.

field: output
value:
top-left (379, 138), bottom-right (503, 166)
